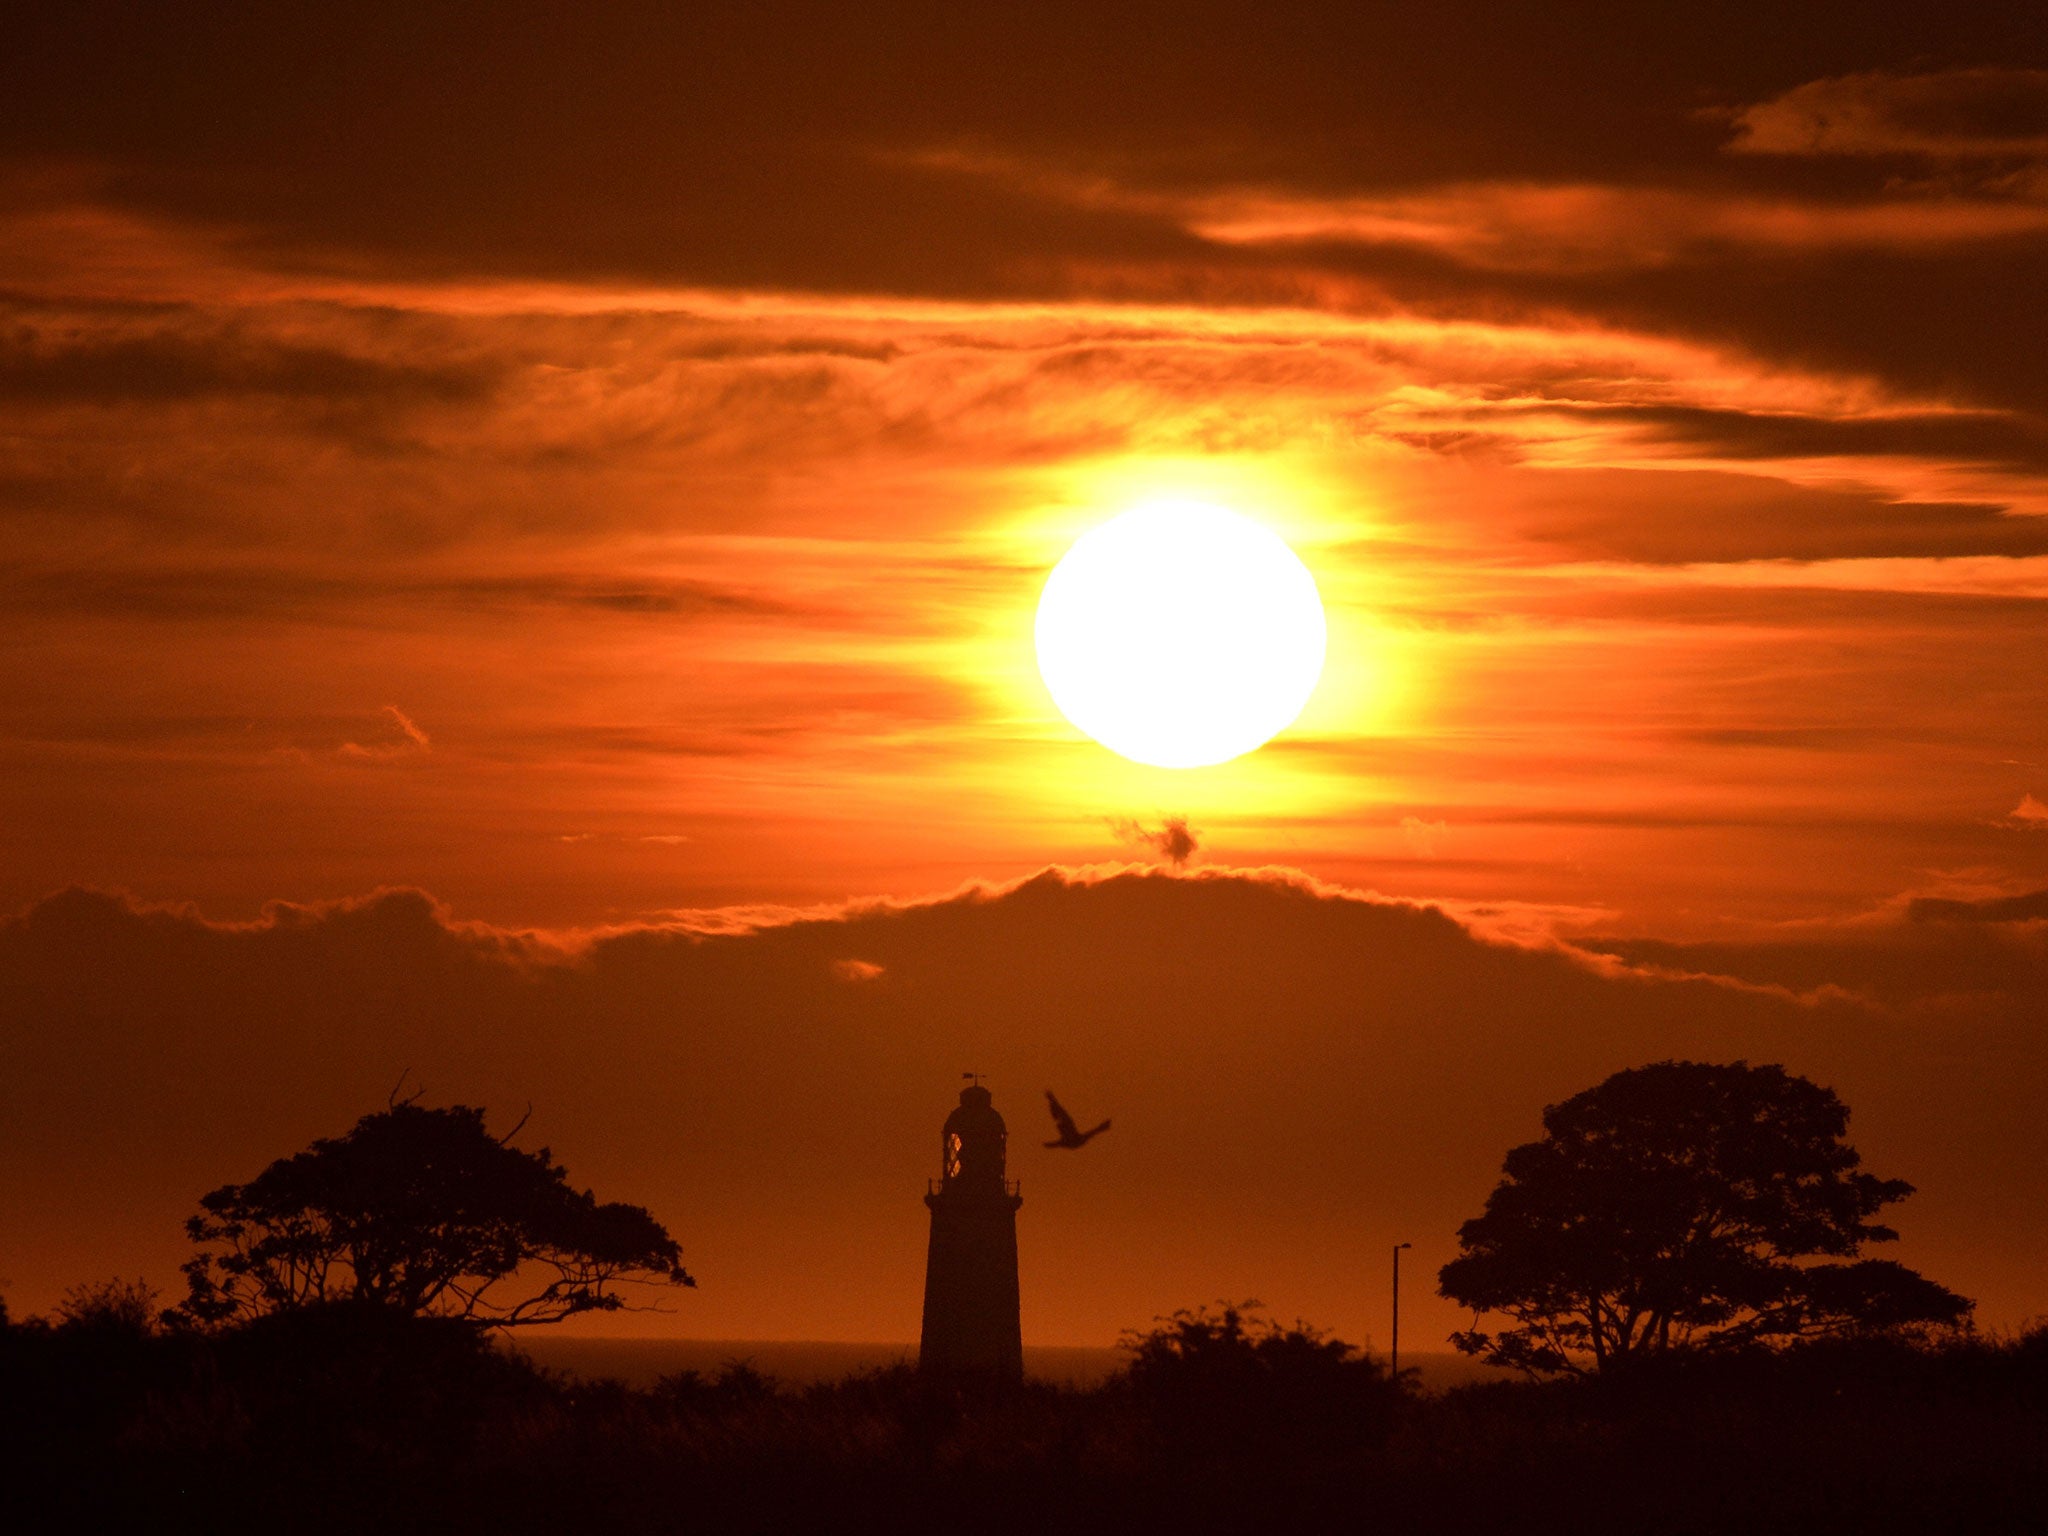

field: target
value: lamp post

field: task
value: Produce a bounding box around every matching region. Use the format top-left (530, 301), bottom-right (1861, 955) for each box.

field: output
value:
top-left (1391, 1242), bottom-right (1412, 1379)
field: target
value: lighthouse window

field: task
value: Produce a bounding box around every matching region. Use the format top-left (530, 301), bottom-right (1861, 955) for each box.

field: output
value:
top-left (945, 1132), bottom-right (963, 1179)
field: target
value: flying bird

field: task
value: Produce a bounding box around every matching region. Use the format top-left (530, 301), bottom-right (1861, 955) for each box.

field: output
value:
top-left (1044, 1090), bottom-right (1111, 1150)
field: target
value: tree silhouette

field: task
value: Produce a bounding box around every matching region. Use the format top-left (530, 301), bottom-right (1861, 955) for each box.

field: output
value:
top-left (175, 1101), bottom-right (693, 1328)
top-left (1439, 1060), bottom-right (1971, 1374)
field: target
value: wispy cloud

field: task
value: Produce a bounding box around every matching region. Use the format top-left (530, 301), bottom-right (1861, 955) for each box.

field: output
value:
top-left (338, 705), bottom-right (431, 761)
top-left (1727, 69), bottom-right (2048, 163)
top-left (1399, 816), bottom-right (1448, 857)
top-left (1999, 793), bottom-right (2048, 830)
top-left (1185, 182), bottom-right (2048, 270)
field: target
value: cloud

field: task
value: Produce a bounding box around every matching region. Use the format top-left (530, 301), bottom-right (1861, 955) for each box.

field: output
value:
top-left (1584, 897), bottom-right (2048, 1007)
top-left (1110, 815), bottom-right (1198, 867)
top-left (338, 705), bottom-right (431, 761)
top-left (831, 958), bottom-right (885, 982)
top-left (1727, 69), bottom-right (2048, 162)
top-left (1182, 181), bottom-right (2048, 272)
top-left (10, 10), bottom-right (2043, 290)
top-left (1505, 470), bottom-right (2048, 565)
top-left (1399, 816), bottom-right (1448, 857)
top-left (1519, 402), bottom-right (2048, 477)
top-left (383, 706), bottom-right (430, 752)
top-left (0, 566), bottom-right (825, 626)
top-left (1906, 887), bottom-right (2048, 924)
top-left (0, 321), bottom-right (500, 407)
top-left (2, 866), bottom-right (2040, 1345)
top-left (2000, 793), bottom-right (2048, 830)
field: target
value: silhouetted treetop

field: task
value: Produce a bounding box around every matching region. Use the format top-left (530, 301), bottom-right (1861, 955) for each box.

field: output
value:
top-left (176, 1101), bottom-right (692, 1328)
top-left (1439, 1060), bottom-right (1970, 1374)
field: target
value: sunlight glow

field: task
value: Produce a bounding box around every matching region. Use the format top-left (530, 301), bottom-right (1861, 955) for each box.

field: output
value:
top-left (1034, 500), bottom-right (1328, 769)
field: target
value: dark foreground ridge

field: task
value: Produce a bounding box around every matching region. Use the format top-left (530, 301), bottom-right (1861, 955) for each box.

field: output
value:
top-left (5, 1294), bottom-right (2046, 1536)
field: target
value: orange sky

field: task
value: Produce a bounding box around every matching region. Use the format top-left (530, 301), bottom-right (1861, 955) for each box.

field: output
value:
top-left (3, 7), bottom-right (2046, 1348)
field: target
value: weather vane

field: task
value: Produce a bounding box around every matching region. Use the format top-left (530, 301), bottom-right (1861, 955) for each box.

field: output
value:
top-left (961, 1069), bottom-right (983, 1086)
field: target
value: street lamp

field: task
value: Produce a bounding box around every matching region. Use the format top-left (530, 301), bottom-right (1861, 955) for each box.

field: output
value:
top-left (1391, 1242), bottom-right (1412, 1379)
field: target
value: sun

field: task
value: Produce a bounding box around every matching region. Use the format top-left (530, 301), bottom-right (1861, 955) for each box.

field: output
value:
top-left (1035, 499), bottom-right (1327, 769)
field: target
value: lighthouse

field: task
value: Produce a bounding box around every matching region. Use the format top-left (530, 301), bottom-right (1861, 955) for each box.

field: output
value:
top-left (918, 1080), bottom-right (1024, 1380)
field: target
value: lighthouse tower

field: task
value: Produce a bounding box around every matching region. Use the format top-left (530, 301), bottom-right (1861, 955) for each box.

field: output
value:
top-left (918, 1081), bottom-right (1023, 1380)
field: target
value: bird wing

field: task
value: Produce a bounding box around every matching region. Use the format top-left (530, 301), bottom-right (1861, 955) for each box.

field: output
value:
top-left (1045, 1090), bottom-right (1079, 1139)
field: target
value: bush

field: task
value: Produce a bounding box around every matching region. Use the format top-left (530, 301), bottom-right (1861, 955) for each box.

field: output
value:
top-left (54, 1277), bottom-right (163, 1339)
top-left (1118, 1301), bottom-right (1407, 1456)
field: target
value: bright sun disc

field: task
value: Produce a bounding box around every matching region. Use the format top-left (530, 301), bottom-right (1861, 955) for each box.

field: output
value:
top-left (1035, 500), bottom-right (1327, 769)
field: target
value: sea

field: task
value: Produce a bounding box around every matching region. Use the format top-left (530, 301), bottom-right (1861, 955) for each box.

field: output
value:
top-left (515, 1337), bottom-right (1495, 1392)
